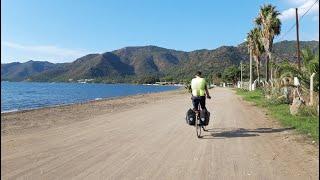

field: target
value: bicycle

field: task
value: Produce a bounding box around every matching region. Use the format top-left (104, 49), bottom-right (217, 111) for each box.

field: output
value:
top-left (194, 102), bottom-right (209, 138)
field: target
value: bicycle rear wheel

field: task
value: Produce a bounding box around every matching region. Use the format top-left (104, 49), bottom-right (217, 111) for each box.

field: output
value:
top-left (195, 116), bottom-right (201, 138)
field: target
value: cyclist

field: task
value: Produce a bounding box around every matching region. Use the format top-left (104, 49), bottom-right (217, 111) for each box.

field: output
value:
top-left (190, 71), bottom-right (211, 111)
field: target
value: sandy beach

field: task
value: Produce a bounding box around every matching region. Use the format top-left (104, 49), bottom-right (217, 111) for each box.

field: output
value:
top-left (1, 88), bottom-right (185, 136)
top-left (1, 87), bottom-right (318, 179)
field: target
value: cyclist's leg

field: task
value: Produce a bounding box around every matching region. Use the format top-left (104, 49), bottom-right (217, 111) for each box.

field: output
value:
top-left (192, 99), bottom-right (200, 111)
top-left (200, 96), bottom-right (206, 111)
top-left (192, 97), bottom-right (200, 111)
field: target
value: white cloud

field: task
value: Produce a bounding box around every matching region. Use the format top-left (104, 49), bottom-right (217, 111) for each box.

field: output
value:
top-left (285, 0), bottom-right (308, 5)
top-left (279, 0), bottom-right (319, 21)
top-left (2, 41), bottom-right (90, 63)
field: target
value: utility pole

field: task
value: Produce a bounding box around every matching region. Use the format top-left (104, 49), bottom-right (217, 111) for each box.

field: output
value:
top-left (240, 61), bottom-right (243, 88)
top-left (249, 50), bottom-right (252, 91)
top-left (295, 8), bottom-right (301, 70)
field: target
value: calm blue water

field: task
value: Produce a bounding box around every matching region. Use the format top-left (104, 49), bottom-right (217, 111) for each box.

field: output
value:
top-left (1, 82), bottom-right (179, 112)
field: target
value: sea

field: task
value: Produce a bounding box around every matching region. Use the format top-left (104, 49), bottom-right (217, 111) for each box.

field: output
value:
top-left (1, 81), bottom-right (180, 113)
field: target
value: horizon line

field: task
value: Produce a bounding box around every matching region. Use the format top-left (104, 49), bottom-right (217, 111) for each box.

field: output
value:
top-left (1, 39), bottom-right (318, 64)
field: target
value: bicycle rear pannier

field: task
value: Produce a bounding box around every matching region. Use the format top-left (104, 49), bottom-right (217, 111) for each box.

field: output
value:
top-left (200, 109), bottom-right (210, 126)
top-left (186, 108), bottom-right (196, 125)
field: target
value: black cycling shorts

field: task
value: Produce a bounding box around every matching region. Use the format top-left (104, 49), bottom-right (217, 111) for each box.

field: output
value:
top-left (192, 96), bottom-right (206, 111)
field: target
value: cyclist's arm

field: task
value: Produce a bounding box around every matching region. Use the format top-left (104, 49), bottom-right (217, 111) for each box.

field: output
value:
top-left (205, 83), bottom-right (211, 99)
top-left (190, 80), bottom-right (194, 98)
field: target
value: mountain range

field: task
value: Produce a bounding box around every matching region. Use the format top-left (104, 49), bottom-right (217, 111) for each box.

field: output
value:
top-left (1, 40), bottom-right (319, 83)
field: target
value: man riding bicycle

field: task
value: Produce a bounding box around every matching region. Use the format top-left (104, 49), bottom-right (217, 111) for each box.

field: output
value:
top-left (190, 71), bottom-right (211, 111)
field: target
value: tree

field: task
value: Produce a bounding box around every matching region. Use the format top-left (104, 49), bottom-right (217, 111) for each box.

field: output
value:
top-left (247, 27), bottom-right (265, 82)
top-left (222, 66), bottom-right (241, 85)
top-left (255, 4), bottom-right (281, 81)
top-left (161, 76), bottom-right (174, 82)
top-left (137, 75), bottom-right (160, 84)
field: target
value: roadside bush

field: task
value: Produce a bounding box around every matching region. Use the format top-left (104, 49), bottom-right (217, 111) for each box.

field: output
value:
top-left (298, 105), bottom-right (318, 117)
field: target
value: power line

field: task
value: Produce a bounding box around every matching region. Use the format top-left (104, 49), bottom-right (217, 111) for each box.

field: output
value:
top-left (300, 0), bottom-right (319, 20)
top-left (276, 0), bottom-right (319, 42)
top-left (276, 24), bottom-right (296, 42)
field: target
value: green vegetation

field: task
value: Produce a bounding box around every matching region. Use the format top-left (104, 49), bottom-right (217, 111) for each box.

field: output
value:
top-left (239, 3), bottom-right (320, 144)
top-left (135, 75), bottom-right (160, 84)
top-left (221, 66), bottom-right (240, 84)
top-left (236, 89), bottom-right (319, 142)
top-left (274, 48), bottom-right (319, 91)
top-left (220, 63), bottom-right (251, 85)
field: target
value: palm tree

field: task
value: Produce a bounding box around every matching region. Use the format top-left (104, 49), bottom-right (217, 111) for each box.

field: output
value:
top-left (255, 4), bottom-right (281, 81)
top-left (246, 30), bottom-right (254, 90)
top-left (249, 27), bottom-right (265, 82)
top-left (278, 48), bottom-right (319, 91)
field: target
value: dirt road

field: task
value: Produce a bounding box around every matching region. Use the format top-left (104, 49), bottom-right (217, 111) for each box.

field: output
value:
top-left (1, 88), bottom-right (318, 180)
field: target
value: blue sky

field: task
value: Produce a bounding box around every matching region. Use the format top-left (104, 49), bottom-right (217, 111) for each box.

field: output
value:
top-left (1, 0), bottom-right (319, 63)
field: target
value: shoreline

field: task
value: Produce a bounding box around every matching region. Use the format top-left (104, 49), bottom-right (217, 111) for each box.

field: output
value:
top-left (1, 81), bottom-right (185, 86)
top-left (1, 83), bottom-right (183, 114)
top-left (1, 91), bottom-right (180, 115)
top-left (1, 88), bottom-right (186, 136)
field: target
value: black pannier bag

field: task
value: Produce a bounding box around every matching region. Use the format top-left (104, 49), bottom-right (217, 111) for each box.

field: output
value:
top-left (186, 108), bottom-right (196, 125)
top-left (200, 109), bottom-right (210, 126)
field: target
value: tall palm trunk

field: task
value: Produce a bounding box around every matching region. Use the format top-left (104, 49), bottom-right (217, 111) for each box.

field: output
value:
top-left (266, 51), bottom-right (272, 81)
top-left (249, 50), bottom-right (253, 91)
top-left (261, 38), bottom-right (271, 82)
top-left (257, 63), bottom-right (260, 82)
top-left (254, 55), bottom-right (260, 82)
top-left (265, 58), bottom-right (269, 81)
top-left (270, 65), bottom-right (273, 80)
top-left (269, 51), bottom-right (273, 80)
top-left (270, 52), bottom-right (273, 80)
